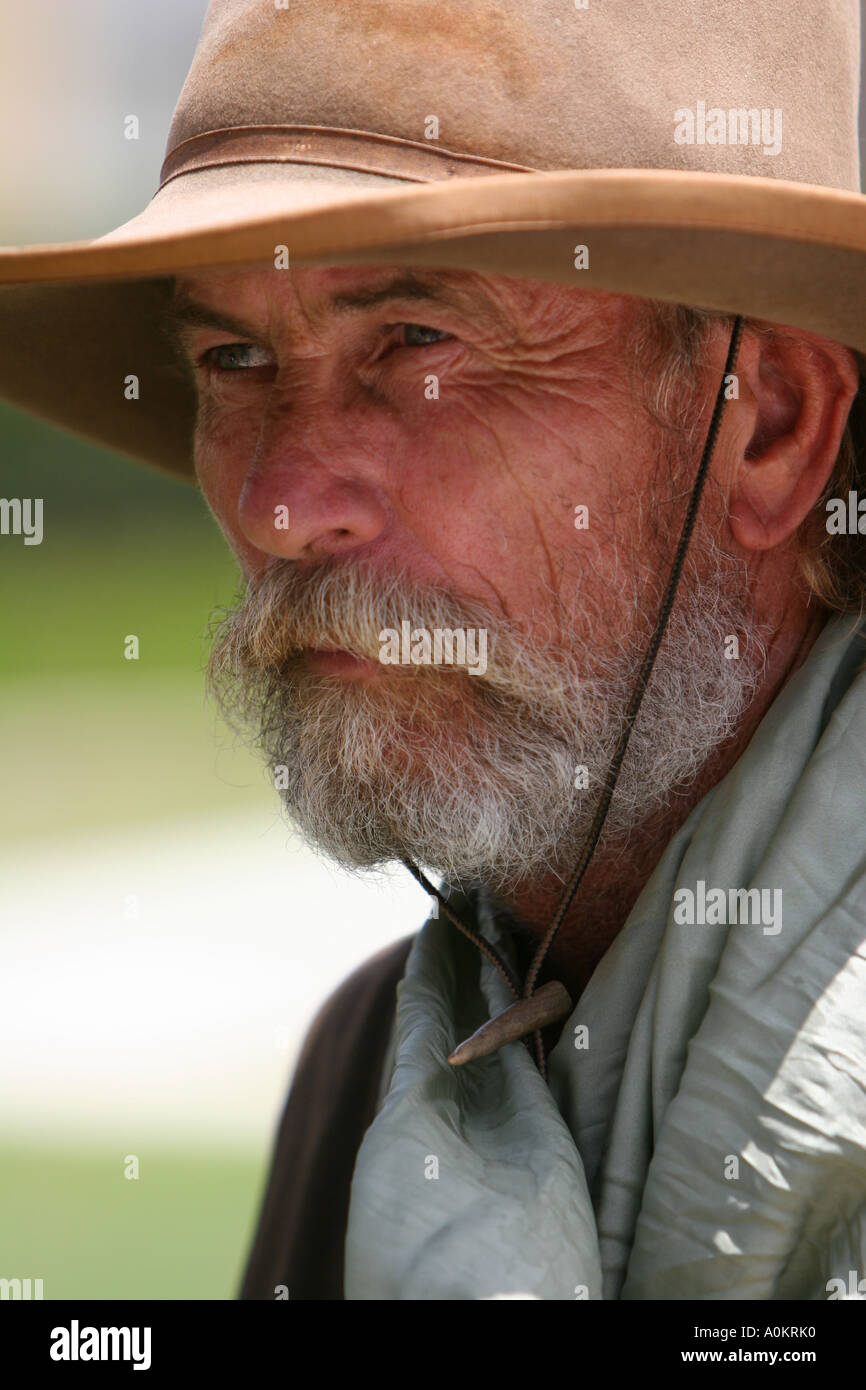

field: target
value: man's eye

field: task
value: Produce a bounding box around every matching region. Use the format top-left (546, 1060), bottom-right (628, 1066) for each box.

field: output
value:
top-left (198, 327), bottom-right (451, 374)
top-left (202, 343), bottom-right (274, 372)
top-left (400, 324), bottom-right (453, 348)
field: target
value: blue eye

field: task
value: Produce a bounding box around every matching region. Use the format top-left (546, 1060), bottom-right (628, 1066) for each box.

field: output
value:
top-left (401, 324), bottom-right (453, 347)
top-left (205, 343), bottom-right (274, 371)
top-left (199, 327), bottom-right (451, 375)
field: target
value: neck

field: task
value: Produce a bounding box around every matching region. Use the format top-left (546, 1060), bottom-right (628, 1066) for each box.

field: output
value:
top-left (485, 602), bottom-right (829, 1004)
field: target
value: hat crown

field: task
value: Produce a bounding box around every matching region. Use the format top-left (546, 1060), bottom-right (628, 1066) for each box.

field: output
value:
top-left (167, 0), bottom-right (861, 192)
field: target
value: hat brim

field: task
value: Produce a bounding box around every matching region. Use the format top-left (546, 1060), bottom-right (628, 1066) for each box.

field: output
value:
top-left (0, 165), bottom-right (864, 480)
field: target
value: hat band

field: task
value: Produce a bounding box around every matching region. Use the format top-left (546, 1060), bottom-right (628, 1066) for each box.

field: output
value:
top-left (157, 123), bottom-right (540, 192)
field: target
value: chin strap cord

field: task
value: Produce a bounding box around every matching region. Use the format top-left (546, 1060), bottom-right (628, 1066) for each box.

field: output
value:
top-left (405, 315), bottom-right (745, 1080)
top-left (400, 856), bottom-right (522, 997)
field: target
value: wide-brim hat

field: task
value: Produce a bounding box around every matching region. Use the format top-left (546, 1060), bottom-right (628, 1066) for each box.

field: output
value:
top-left (1, 0), bottom-right (864, 481)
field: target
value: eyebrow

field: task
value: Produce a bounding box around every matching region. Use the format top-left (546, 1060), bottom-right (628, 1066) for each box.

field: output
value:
top-left (162, 270), bottom-right (511, 350)
top-left (162, 291), bottom-right (261, 345)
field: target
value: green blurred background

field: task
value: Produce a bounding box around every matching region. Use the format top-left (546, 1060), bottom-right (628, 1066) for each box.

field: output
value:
top-left (0, 0), bottom-right (427, 1299)
top-left (1, 400), bottom-right (262, 1298)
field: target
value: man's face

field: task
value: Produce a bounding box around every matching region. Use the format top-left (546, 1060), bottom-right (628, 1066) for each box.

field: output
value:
top-left (179, 266), bottom-right (659, 636)
top-left (173, 265), bottom-right (760, 893)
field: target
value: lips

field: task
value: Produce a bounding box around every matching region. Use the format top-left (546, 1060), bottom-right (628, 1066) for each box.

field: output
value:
top-left (303, 648), bottom-right (380, 677)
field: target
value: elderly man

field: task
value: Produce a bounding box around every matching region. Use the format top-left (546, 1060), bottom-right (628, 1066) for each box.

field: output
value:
top-left (1, 0), bottom-right (865, 1301)
top-left (188, 263), bottom-right (854, 1003)
top-left (197, 269), bottom-right (865, 1302)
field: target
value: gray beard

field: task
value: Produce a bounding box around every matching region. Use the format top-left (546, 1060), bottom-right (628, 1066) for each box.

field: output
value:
top-left (206, 537), bottom-right (768, 898)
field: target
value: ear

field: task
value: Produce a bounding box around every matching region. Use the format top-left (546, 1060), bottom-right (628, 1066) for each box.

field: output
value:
top-left (726, 327), bottom-right (859, 551)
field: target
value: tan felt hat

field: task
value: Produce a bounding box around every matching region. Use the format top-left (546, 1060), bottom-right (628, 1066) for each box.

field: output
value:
top-left (0, 0), bottom-right (864, 480)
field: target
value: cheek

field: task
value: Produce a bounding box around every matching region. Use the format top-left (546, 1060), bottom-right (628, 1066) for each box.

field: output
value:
top-left (398, 391), bottom-right (595, 615)
top-left (424, 382), bottom-right (613, 540)
top-left (420, 380), bottom-right (655, 632)
top-left (192, 400), bottom-right (264, 516)
top-left (191, 409), bottom-right (274, 576)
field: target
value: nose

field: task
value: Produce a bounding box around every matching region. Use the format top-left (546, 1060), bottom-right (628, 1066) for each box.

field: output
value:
top-left (236, 393), bottom-right (391, 563)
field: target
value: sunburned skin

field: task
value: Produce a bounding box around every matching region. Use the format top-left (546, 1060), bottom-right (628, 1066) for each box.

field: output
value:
top-left (172, 263), bottom-right (859, 1001)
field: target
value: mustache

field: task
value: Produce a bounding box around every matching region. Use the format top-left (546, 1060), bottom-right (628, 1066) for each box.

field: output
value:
top-left (206, 559), bottom-right (583, 704)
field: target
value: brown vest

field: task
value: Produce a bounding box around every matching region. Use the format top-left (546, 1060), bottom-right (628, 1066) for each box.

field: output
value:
top-left (238, 932), bottom-right (416, 1300)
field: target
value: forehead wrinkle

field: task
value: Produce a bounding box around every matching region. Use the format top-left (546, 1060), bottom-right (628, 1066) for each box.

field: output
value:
top-left (306, 269), bottom-right (516, 339)
top-left (166, 268), bottom-right (523, 355)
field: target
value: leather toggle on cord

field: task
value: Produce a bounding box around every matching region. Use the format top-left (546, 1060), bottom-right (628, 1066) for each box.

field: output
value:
top-left (403, 316), bottom-right (746, 1081)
